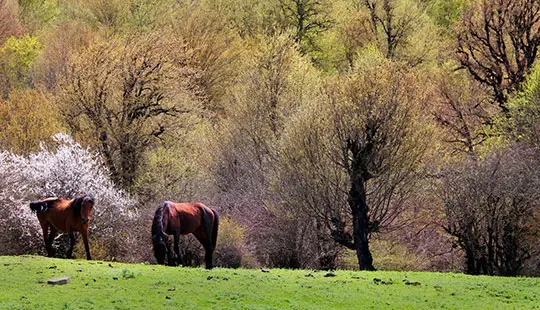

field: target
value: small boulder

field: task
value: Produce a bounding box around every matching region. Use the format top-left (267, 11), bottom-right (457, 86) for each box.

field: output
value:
top-left (47, 276), bottom-right (70, 285)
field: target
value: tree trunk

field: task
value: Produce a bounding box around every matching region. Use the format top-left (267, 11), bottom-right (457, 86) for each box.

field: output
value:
top-left (348, 173), bottom-right (375, 271)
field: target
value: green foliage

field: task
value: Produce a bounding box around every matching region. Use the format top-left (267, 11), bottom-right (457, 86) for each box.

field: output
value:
top-left (317, 6), bottom-right (373, 72)
top-left (504, 64), bottom-right (540, 146)
top-left (1, 256), bottom-right (539, 309)
top-left (277, 0), bottom-right (334, 55)
top-left (218, 217), bottom-right (246, 247)
top-left (426, 0), bottom-right (465, 28)
top-left (2, 35), bottom-right (41, 69)
top-left (213, 33), bottom-right (321, 200)
top-left (279, 49), bottom-right (437, 270)
top-left (318, 0), bottom-right (442, 71)
top-left (0, 35), bottom-right (42, 90)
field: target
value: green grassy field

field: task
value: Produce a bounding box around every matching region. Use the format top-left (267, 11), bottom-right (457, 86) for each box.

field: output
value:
top-left (0, 255), bottom-right (538, 309)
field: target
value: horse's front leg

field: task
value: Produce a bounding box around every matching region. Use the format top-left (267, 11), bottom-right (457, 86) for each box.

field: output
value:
top-left (67, 233), bottom-right (76, 259)
top-left (173, 233), bottom-right (182, 267)
top-left (81, 229), bottom-right (91, 260)
top-left (46, 226), bottom-right (58, 258)
top-left (40, 223), bottom-right (51, 257)
top-left (165, 237), bottom-right (175, 266)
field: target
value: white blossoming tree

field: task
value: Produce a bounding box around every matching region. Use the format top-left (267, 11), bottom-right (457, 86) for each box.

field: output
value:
top-left (0, 151), bottom-right (39, 254)
top-left (0, 133), bottom-right (139, 259)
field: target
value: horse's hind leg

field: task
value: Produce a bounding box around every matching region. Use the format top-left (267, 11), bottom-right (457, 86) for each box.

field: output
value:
top-left (194, 230), bottom-right (214, 269)
top-left (204, 244), bottom-right (214, 270)
top-left (67, 233), bottom-right (75, 259)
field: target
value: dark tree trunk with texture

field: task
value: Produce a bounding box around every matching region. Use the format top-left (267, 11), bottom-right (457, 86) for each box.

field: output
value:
top-left (348, 169), bottom-right (375, 271)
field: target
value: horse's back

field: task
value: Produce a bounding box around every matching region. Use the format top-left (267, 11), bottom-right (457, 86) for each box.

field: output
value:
top-left (165, 201), bottom-right (213, 235)
top-left (35, 198), bottom-right (76, 231)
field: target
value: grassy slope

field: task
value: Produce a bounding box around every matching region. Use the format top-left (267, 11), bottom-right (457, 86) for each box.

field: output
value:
top-left (0, 256), bottom-right (538, 309)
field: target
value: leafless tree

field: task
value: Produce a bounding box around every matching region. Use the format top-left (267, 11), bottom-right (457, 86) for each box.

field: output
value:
top-left (456, 0), bottom-right (540, 113)
top-left (58, 33), bottom-right (197, 189)
top-left (433, 72), bottom-right (494, 156)
top-left (442, 144), bottom-right (540, 276)
top-left (362, 0), bottom-right (421, 60)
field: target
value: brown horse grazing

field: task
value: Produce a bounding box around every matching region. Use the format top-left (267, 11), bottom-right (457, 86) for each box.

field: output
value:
top-left (29, 195), bottom-right (94, 260)
top-left (152, 201), bottom-right (219, 269)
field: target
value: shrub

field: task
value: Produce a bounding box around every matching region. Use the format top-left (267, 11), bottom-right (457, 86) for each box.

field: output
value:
top-left (214, 217), bottom-right (257, 268)
top-left (442, 144), bottom-right (540, 276)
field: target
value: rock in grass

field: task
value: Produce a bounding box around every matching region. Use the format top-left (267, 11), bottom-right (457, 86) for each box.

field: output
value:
top-left (47, 276), bottom-right (70, 285)
top-left (324, 272), bottom-right (336, 277)
top-left (404, 280), bottom-right (421, 286)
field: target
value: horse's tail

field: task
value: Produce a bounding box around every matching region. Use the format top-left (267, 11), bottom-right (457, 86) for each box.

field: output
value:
top-left (30, 202), bottom-right (45, 213)
top-left (152, 202), bottom-right (169, 264)
top-left (29, 199), bottom-right (56, 213)
top-left (211, 208), bottom-right (219, 250)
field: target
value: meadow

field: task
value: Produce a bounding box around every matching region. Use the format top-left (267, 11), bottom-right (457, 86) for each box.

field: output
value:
top-left (0, 255), bottom-right (538, 309)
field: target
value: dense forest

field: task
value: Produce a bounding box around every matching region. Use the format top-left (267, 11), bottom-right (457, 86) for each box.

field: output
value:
top-left (0, 0), bottom-right (538, 276)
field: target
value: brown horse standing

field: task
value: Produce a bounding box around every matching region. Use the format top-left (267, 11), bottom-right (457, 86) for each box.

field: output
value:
top-left (30, 195), bottom-right (94, 260)
top-left (152, 201), bottom-right (219, 269)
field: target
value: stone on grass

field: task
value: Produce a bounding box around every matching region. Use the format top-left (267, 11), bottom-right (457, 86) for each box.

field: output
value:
top-left (47, 276), bottom-right (70, 285)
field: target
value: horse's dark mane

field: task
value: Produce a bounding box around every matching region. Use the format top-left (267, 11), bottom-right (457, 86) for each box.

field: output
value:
top-left (70, 196), bottom-right (84, 213)
top-left (70, 195), bottom-right (94, 213)
top-left (71, 197), bottom-right (82, 211)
